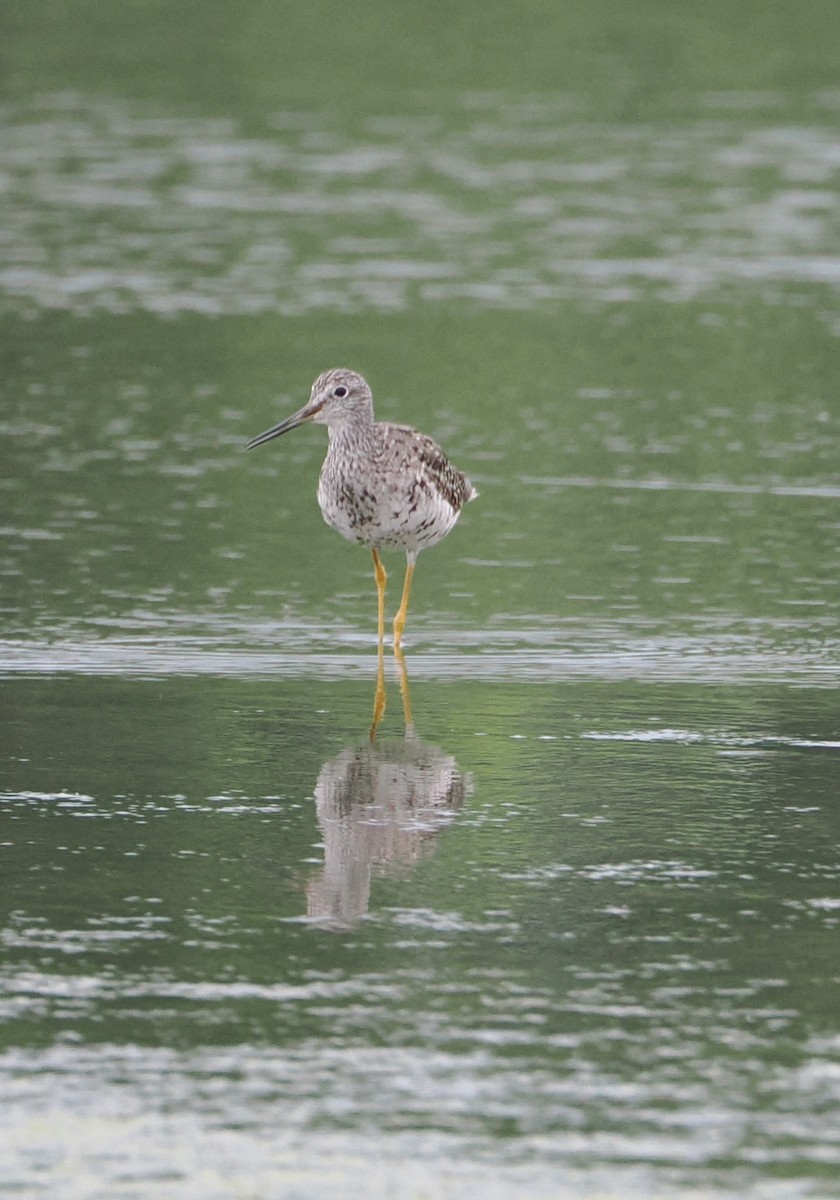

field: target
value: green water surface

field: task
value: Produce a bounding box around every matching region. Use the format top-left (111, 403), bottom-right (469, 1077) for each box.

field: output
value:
top-left (2, 3), bottom-right (840, 1198)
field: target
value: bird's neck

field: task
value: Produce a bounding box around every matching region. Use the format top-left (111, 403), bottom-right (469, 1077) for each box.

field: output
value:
top-left (326, 410), bottom-right (376, 454)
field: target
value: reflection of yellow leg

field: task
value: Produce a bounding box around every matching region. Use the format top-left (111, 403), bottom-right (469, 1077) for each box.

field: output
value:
top-left (370, 548), bottom-right (387, 739)
top-left (392, 556), bottom-right (415, 649)
top-left (370, 640), bottom-right (386, 740)
top-left (394, 644), bottom-right (413, 733)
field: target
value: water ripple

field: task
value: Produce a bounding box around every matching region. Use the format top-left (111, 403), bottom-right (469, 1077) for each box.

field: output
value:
top-left (2, 622), bottom-right (838, 685)
top-left (4, 91), bottom-right (840, 316)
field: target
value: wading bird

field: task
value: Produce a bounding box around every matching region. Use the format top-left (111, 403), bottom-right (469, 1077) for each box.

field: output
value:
top-left (245, 368), bottom-right (477, 651)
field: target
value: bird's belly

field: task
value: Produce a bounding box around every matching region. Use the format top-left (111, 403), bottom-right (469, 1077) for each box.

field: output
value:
top-left (317, 474), bottom-right (459, 552)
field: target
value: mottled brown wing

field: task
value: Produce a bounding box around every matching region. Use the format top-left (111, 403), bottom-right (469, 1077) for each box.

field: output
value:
top-left (413, 433), bottom-right (475, 513)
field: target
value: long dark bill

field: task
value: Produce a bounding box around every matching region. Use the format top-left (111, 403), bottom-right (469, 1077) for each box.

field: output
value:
top-left (244, 401), bottom-right (323, 451)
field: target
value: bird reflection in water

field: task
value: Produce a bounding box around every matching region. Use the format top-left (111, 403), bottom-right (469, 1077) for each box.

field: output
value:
top-left (306, 649), bottom-right (471, 928)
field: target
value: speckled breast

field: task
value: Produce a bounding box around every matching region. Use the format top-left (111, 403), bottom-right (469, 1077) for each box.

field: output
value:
top-left (317, 467), bottom-right (462, 553)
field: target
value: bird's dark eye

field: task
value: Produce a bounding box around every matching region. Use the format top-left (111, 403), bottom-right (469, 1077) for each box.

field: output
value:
top-left (333, 386), bottom-right (348, 398)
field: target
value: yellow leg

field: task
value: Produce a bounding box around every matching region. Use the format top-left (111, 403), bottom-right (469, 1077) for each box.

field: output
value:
top-left (372, 548), bottom-right (387, 648)
top-left (392, 557), bottom-right (415, 650)
top-left (370, 549), bottom-right (387, 738)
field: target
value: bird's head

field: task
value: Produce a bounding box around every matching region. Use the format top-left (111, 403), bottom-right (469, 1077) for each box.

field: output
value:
top-left (245, 368), bottom-right (373, 450)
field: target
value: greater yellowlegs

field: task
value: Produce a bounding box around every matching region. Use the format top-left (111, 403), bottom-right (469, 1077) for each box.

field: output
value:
top-left (245, 368), bottom-right (477, 649)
